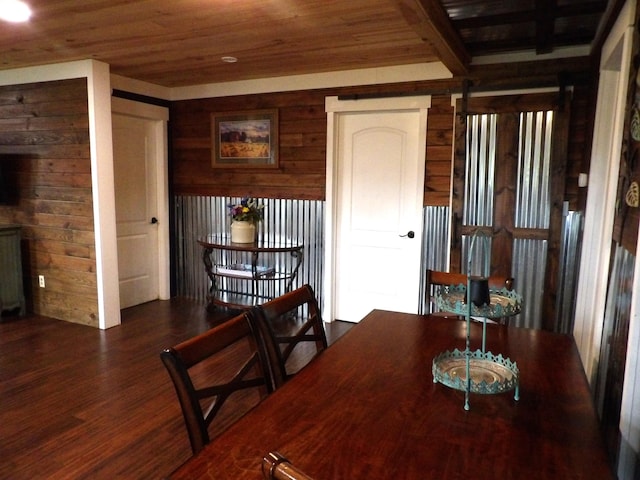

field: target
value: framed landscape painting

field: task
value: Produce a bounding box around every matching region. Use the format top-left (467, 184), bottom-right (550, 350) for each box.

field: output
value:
top-left (211, 109), bottom-right (279, 168)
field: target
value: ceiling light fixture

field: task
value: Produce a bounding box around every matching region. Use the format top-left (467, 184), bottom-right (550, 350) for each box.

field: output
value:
top-left (221, 56), bottom-right (238, 63)
top-left (0, 0), bottom-right (32, 22)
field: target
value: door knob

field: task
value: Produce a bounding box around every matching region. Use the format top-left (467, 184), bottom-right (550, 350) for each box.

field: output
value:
top-left (399, 230), bottom-right (415, 238)
top-left (150, 217), bottom-right (158, 224)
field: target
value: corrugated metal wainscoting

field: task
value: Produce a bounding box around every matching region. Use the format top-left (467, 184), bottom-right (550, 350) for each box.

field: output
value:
top-left (416, 204), bottom-right (584, 332)
top-left (174, 197), bottom-right (582, 331)
top-left (418, 206), bottom-right (451, 314)
top-left (174, 196), bottom-right (325, 308)
top-left (555, 206), bottom-right (584, 334)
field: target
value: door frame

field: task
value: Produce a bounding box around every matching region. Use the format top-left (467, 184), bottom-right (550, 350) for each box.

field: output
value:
top-left (573, 3), bottom-right (634, 384)
top-left (111, 97), bottom-right (170, 306)
top-left (324, 95), bottom-right (431, 322)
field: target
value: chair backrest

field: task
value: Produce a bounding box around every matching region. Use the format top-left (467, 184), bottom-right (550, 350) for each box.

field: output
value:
top-left (256, 285), bottom-right (328, 389)
top-left (160, 310), bottom-right (273, 454)
top-left (426, 269), bottom-right (514, 314)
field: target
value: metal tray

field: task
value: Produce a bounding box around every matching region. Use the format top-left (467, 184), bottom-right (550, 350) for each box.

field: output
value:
top-left (436, 285), bottom-right (522, 318)
top-left (432, 349), bottom-right (520, 396)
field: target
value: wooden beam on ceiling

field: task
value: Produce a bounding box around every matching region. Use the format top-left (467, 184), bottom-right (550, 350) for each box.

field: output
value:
top-left (535, 0), bottom-right (557, 54)
top-left (450, 1), bottom-right (607, 56)
top-left (453, 2), bottom-right (607, 29)
top-left (391, 0), bottom-right (470, 75)
top-left (467, 33), bottom-right (596, 56)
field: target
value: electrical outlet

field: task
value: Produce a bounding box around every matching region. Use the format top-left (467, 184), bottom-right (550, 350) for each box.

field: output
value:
top-left (38, 275), bottom-right (45, 288)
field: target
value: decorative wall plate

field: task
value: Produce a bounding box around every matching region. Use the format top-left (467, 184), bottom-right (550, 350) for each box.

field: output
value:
top-left (625, 181), bottom-right (639, 207)
top-left (631, 106), bottom-right (640, 142)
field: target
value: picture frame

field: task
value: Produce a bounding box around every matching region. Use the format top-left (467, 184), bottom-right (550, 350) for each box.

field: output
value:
top-left (211, 109), bottom-right (279, 168)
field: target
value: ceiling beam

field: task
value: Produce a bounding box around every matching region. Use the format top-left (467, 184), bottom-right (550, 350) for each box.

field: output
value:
top-left (391, 0), bottom-right (470, 75)
top-left (535, 0), bottom-right (557, 54)
top-left (467, 32), bottom-right (596, 56)
top-left (453, 2), bottom-right (607, 29)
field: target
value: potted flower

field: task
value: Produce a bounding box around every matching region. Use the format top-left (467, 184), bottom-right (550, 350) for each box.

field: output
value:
top-left (228, 197), bottom-right (264, 243)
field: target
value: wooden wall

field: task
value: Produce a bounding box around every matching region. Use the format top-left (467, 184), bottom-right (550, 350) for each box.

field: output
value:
top-left (172, 91), bottom-right (327, 200)
top-left (171, 81), bottom-right (459, 204)
top-left (0, 59), bottom-right (595, 328)
top-left (0, 78), bottom-right (98, 327)
top-left (566, 84), bottom-right (594, 211)
top-left (171, 59), bottom-right (595, 210)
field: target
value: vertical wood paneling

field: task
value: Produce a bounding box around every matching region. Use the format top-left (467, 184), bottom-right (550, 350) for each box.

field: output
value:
top-left (492, 112), bottom-right (518, 277)
top-left (0, 79), bottom-right (97, 326)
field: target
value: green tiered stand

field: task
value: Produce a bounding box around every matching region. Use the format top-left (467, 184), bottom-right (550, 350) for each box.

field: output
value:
top-left (431, 234), bottom-right (522, 410)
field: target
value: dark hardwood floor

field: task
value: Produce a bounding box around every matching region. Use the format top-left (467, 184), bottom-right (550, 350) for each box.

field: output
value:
top-left (0, 298), bottom-right (353, 479)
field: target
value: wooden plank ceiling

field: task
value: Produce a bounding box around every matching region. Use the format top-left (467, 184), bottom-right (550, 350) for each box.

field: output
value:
top-left (0, 0), bottom-right (612, 88)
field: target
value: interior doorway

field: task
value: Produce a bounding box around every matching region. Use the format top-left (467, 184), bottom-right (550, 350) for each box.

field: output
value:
top-left (111, 97), bottom-right (170, 309)
top-left (324, 96), bottom-right (430, 322)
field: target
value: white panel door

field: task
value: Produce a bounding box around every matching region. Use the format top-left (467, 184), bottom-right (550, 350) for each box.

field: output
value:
top-left (334, 109), bottom-right (426, 322)
top-left (113, 113), bottom-right (159, 308)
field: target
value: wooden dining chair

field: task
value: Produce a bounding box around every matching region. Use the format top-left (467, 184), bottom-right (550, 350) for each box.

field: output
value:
top-left (160, 310), bottom-right (273, 454)
top-left (426, 269), bottom-right (514, 320)
top-left (256, 284), bottom-right (328, 389)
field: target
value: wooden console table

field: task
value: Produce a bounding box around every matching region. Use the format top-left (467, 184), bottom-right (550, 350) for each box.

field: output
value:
top-left (198, 234), bottom-right (303, 310)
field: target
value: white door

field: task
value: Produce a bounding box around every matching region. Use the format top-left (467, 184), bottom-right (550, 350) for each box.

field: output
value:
top-left (326, 96), bottom-right (430, 322)
top-left (112, 113), bottom-right (159, 308)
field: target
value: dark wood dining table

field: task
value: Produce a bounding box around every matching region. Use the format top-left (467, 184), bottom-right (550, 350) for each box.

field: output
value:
top-left (169, 309), bottom-right (614, 479)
